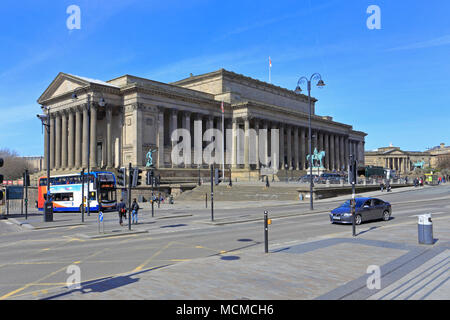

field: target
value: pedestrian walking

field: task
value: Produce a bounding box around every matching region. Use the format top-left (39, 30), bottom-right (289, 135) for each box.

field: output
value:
top-left (380, 182), bottom-right (384, 192)
top-left (117, 199), bottom-right (126, 226)
top-left (131, 198), bottom-right (140, 224)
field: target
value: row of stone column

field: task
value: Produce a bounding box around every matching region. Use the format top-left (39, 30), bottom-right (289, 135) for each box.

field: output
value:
top-left (385, 157), bottom-right (410, 172)
top-left (44, 105), bottom-right (114, 171)
top-left (231, 118), bottom-right (364, 171)
top-left (157, 109), bottom-right (363, 171)
top-left (152, 108), bottom-right (365, 171)
top-left (156, 108), bottom-right (232, 168)
top-left (155, 109), bottom-right (364, 170)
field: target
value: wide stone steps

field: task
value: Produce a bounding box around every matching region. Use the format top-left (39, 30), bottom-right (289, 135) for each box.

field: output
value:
top-left (175, 184), bottom-right (301, 201)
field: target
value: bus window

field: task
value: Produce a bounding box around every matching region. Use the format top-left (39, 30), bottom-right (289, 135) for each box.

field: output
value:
top-left (53, 193), bottom-right (74, 201)
top-left (89, 191), bottom-right (96, 201)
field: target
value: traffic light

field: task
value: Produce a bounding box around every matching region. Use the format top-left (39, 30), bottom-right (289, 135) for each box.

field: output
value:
top-left (117, 167), bottom-right (126, 187)
top-left (23, 170), bottom-right (30, 187)
top-left (146, 169), bottom-right (154, 186)
top-left (132, 168), bottom-right (142, 187)
top-left (0, 158), bottom-right (3, 185)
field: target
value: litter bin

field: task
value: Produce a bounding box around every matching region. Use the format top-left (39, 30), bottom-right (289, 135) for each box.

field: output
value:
top-left (418, 214), bottom-right (433, 245)
top-left (44, 200), bottom-right (54, 222)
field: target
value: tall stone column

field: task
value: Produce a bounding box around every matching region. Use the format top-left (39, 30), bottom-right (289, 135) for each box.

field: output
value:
top-left (300, 127), bottom-right (306, 170)
top-left (361, 141), bottom-right (365, 165)
top-left (82, 105), bottom-right (89, 168)
top-left (106, 106), bottom-right (112, 168)
top-left (344, 137), bottom-right (349, 169)
top-left (279, 125), bottom-right (284, 170)
top-left (170, 109), bottom-right (178, 168)
top-left (317, 131), bottom-right (322, 152)
top-left (312, 129), bottom-right (317, 151)
top-left (330, 134), bottom-right (335, 171)
top-left (55, 112), bottom-right (61, 170)
top-left (270, 122), bottom-right (279, 170)
top-left (286, 126), bottom-right (292, 170)
top-left (335, 135), bottom-right (341, 171)
top-left (254, 121), bottom-right (260, 169)
top-left (90, 105), bottom-right (97, 168)
top-left (294, 126), bottom-right (299, 170)
top-left (75, 107), bottom-right (82, 169)
top-left (324, 133), bottom-right (329, 170)
top-left (231, 118), bottom-right (238, 169)
top-left (68, 110), bottom-right (75, 169)
top-left (61, 111), bottom-right (68, 170)
top-left (262, 122), bottom-right (269, 167)
top-left (226, 119), bottom-right (232, 166)
top-left (184, 111), bottom-right (191, 168)
top-left (157, 109), bottom-right (165, 168)
top-left (244, 117), bottom-right (250, 169)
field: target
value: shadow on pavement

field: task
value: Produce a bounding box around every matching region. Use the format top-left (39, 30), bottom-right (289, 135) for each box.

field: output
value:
top-left (41, 265), bottom-right (170, 300)
top-left (160, 224), bottom-right (187, 228)
top-left (220, 256), bottom-right (240, 261)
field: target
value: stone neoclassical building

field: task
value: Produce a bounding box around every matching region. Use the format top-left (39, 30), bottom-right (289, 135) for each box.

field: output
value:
top-left (37, 69), bottom-right (366, 180)
top-left (365, 143), bottom-right (450, 173)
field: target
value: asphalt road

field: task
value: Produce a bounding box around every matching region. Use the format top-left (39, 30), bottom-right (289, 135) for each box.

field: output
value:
top-left (0, 184), bottom-right (449, 299)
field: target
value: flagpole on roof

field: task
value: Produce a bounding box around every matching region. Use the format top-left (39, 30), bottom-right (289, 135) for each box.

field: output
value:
top-left (269, 56), bottom-right (272, 84)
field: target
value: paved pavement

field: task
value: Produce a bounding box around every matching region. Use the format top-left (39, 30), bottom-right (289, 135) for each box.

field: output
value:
top-left (0, 184), bottom-right (448, 300)
top-left (15, 210), bottom-right (449, 300)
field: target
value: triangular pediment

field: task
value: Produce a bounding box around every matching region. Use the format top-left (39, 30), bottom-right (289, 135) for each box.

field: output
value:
top-left (37, 73), bottom-right (91, 104)
top-left (383, 149), bottom-right (407, 155)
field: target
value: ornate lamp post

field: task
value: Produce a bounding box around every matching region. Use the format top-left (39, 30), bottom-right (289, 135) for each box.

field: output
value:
top-left (295, 74), bottom-right (325, 210)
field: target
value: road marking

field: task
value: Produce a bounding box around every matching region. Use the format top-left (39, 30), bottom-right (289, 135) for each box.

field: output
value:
top-left (133, 241), bottom-right (173, 272)
top-left (0, 244), bottom-right (109, 300)
top-left (12, 264), bottom-right (169, 300)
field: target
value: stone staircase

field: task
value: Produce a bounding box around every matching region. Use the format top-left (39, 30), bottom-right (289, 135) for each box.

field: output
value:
top-left (175, 183), bottom-right (301, 202)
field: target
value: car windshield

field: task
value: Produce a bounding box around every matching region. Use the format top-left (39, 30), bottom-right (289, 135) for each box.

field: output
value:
top-left (341, 200), bottom-right (364, 207)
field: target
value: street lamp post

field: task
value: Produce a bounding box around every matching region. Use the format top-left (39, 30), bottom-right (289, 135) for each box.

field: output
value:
top-left (37, 106), bottom-right (52, 222)
top-left (295, 74), bottom-right (325, 211)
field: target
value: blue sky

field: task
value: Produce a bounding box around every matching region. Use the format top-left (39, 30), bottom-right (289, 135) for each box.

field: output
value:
top-left (0, 0), bottom-right (449, 156)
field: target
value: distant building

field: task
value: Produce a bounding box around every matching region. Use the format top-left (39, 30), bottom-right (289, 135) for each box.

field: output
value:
top-left (22, 156), bottom-right (44, 173)
top-left (365, 143), bottom-right (450, 172)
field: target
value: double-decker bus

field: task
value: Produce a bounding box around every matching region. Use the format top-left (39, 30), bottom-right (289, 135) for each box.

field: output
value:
top-left (37, 171), bottom-right (117, 212)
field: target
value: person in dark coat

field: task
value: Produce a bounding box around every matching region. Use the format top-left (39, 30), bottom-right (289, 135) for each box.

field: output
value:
top-left (131, 198), bottom-right (140, 224)
top-left (117, 199), bottom-right (126, 226)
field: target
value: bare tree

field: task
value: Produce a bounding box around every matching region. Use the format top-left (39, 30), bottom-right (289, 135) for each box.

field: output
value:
top-left (0, 148), bottom-right (29, 181)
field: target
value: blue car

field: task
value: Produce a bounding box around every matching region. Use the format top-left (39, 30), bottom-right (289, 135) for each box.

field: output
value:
top-left (329, 197), bottom-right (392, 225)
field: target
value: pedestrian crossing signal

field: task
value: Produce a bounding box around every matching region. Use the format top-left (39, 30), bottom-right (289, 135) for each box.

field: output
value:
top-left (132, 168), bottom-right (142, 187)
top-left (117, 167), bottom-right (126, 187)
top-left (146, 170), bottom-right (154, 186)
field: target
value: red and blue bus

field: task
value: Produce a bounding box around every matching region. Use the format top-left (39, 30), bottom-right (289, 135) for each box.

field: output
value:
top-left (37, 171), bottom-right (117, 212)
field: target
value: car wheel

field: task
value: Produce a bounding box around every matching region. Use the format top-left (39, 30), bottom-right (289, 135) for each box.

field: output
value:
top-left (382, 210), bottom-right (390, 221)
top-left (355, 214), bottom-right (362, 225)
